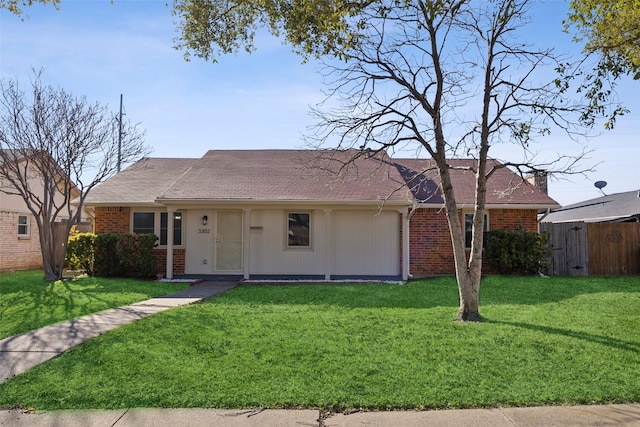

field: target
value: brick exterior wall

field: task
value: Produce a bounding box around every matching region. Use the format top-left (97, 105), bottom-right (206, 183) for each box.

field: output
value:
top-left (0, 212), bottom-right (42, 272)
top-left (153, 248), bottom-right (186, 276)
top-left (489, 208), bottom-right (538, 232)
top-left (94, 207), bottom-right (130, 234)
top-left (410, 208), bottom-right (453, 275)
top-left (93, 207), bottom-right (185, 276)
top-left (409, 207), bottom-right (539, 276)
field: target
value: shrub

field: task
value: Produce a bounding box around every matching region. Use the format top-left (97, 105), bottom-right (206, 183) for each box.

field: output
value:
top-left (93, 233), bottom-right (158, 279)
top-left (66, 233), bottom-right (96, 275)
top-left (117, 233), bottom-right (158, 279)
top-left (485, 228), bottom-right (550, 275)
top-left (94, 233), bottom-right (125, 277)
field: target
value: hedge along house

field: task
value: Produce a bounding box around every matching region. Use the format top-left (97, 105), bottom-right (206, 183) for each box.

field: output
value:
top-left (82, 150), bottom-right (559, 281)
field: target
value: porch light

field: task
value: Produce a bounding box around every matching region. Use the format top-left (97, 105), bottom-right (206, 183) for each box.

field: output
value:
top-left (202, 215), bottom-right (208, 225)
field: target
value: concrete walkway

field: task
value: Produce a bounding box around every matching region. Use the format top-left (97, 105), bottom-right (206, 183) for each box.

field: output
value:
top-left (0, 281), bottom-right (237, 384)
top-left (2, 281), bottom-right (640, 426)
top-left (1, 404), bottom-right (640, 426)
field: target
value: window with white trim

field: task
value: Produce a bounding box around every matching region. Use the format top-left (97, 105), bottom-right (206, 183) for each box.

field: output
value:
top-left (287, 212), bottom-right (310, 248)
top-left (160, 212), bottom-right (182, 246)
top-left (132, 211), bottom-right (182, 246)
top-left (18, 215), bottom-right (29, 237)
top-left (464, 212), bottom-right (489, 248)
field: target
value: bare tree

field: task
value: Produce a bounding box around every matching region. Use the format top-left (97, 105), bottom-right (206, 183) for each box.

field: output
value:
top-left (174, 0), bottom-right (602, 321)
top-left (306, 1), bottom-right (596, 320)
top-left (0, 71), bottom-right (148, 281)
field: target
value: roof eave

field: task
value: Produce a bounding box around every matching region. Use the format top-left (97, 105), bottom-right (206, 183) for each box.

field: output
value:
top-left (541, 214), bottom-right (639, 223)
top-left (416, 202), bottom-right (561, 210)
top-left (82, 201), bottom-right (166, 208)
top-left (154, 198), bottom-right (412, 207)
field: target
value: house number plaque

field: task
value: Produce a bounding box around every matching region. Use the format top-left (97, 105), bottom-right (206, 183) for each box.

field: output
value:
top-left (198, 228), bottom-right (211, 234)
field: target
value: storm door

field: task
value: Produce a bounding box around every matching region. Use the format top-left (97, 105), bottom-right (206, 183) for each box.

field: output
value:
top-left (214, 210), bottom-right (243, 272)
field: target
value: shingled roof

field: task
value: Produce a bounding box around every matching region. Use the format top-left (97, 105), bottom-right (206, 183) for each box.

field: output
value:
top-left (541, 189), bottom-right (640, 223)
top-left (83, 150), bottom-right (558, 208)
top-left (156, 150), bottom-right (413, 203)
top-left (83, 157), bottom-right (198, 205)
top-left (393, 158), bottom-right (559, 206)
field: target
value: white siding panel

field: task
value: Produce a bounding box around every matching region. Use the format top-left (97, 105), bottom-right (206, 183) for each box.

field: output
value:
top-left (332, 210), bottom-right (400, 275)
top-left (249, 210), bottom-right (325, 274)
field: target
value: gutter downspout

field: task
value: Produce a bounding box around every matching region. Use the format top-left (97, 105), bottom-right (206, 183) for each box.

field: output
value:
top-left (538, 208), bottom-right (551, 226)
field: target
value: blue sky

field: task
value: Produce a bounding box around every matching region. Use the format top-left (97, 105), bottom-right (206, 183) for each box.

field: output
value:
top-left (1, 0), bottom-right (637, 206)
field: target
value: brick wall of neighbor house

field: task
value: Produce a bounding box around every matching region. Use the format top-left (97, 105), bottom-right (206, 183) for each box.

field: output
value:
top-left (93, 206), bottom-right (130, 234)
top-left (0, 212), bottom-right (42, 271)
top-left (153, 248), bottom-right (186, 276)
top-left (409, 207), bottom-right (539, 276)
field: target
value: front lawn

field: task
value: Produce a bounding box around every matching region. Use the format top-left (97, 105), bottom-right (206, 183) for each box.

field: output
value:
top-left (0, 270), bottom-right (189, 339)
top-left (1, 276), bottom-right (639, 410)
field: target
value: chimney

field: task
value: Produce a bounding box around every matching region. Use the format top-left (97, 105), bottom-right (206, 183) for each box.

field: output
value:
top-left (527, 171), bottom-right (548, 194)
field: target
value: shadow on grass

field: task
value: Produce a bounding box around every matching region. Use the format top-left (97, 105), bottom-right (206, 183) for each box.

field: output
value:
top-left (216, 276), bottom-right (640, 310)
top-left (0, 270), bottom-right (181, 339)
top-left (485, 318), bottom-right (640, 354)
top-left (480, 276), bottom-right (640, 306)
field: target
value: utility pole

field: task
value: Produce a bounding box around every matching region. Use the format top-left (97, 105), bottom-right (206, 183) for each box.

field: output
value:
top-left (118, 94), bottom-right (123, 172)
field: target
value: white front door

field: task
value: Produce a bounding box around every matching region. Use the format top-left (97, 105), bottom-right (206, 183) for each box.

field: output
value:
top-left (214, 210), bottom-right (243, 272)
top-left (185, 209), bottom-right (244, 274)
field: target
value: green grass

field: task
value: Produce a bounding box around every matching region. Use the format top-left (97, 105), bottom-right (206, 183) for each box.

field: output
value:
top-left (0, 270), bottom-right (189, 339)
top-left (1, 276), bottom-right (639, 411)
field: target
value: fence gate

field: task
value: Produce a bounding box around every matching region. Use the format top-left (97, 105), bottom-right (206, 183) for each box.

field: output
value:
top-left (540, 221), bottom-right (588, 276)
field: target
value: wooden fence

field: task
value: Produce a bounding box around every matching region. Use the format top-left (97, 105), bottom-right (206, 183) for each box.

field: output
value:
top-left (540, 221), bottom-right (640, 276)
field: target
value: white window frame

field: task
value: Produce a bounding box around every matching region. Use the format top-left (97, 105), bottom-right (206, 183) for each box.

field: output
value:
top-left (17, 215), bottom-right (29, 238)
top-left (131, 210), bottom-right (184, 247)
top-left (464, 212), bottom-right (489, 249)
top-left (286, 211), bottom-right (312, 249)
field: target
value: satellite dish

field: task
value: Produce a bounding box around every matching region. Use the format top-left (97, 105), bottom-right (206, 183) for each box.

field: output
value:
top-left (594, 180), bottom-right (607, 195)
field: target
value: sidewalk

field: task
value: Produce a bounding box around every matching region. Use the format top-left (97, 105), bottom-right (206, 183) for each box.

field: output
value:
top-left (0, 281), bottom-right (237, 384)
top-left (1, 404), bottom-right (640, 426)
top-left (1, 282), bottom-right (640, 426)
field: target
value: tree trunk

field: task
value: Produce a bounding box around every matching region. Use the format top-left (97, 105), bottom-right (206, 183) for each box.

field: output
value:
top-left (39, 218), bottom-right (68, 281)
top-left (456, 270), bottom-right (482, 322)
top-left (436, 157), bottom-right (483, 322)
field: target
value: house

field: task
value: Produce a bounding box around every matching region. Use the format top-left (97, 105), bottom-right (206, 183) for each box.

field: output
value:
top-left (540, 189), bottom-right (640, 223)
top-left (0, 150), bottom-right (82, 272)
top-left (82, 150), bottom-right (559, 280)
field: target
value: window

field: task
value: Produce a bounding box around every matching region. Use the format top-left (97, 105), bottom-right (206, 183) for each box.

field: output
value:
top-left (132, 211), bottom-right (182, 246)
top-left (464, 213), bottom-right (488, 248)
top-left (18, 215), bottom-right (29, 237)
top-left (160, 212), bottom-right (182, 246)
top-left (133, 212), bottom-right (155, 235)
top-left (287, 212), bottom-right (310, 247)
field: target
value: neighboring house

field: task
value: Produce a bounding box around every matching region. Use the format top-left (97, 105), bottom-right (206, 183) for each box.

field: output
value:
top-left (540, 189), bottom-right (640, 223)
top-left (83, 150), bottom-right (558, 280)
top-left (0, 150), bottom-right (81, 272)
top-left (0, 185), bottom-right (43, 272)
top-left (0, 150), bottom-right (90, 271)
